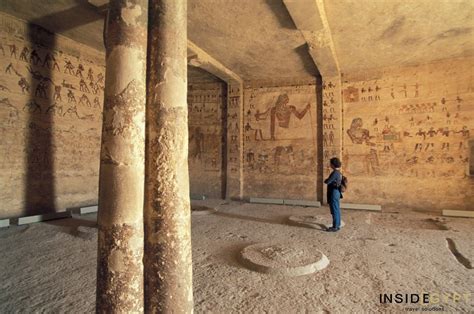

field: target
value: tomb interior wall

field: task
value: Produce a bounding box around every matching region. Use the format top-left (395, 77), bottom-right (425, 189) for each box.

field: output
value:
top-left (1, 11), bottom-right (472, 216)
top-left (340, 57), bottom-right (474, 211)
top-left (242, 83), bottom-right (319, 200)
top-left (0, 12), bottom-right (105, 219)
top-left (187, 81), bottom-right (226, 198)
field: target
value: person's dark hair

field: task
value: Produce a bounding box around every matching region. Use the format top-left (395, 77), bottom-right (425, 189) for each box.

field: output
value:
top-left (330, 157), bottom-right (341, 168)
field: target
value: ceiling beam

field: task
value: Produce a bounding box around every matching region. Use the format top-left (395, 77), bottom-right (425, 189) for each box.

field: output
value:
top-left (187, 40), bottom-right (243, 85)
top-left (88, 1), bottom-right (242, 83)
top-left (283, 0), bottom-right (340, 77)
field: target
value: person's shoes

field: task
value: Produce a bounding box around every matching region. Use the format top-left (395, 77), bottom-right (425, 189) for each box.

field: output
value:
top-left (326, 227), bottom-right (340, 232)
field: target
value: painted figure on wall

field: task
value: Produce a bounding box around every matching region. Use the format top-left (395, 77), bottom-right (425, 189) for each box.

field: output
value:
top-left (254, 93), bottom-right (310, 140)
top-left (19, 47), bottom-right (29, 62)
top-left (189, 127), bottom-right (205, 160)
top-left (343, 86), bottom-right (359, 103)
top-left (18, 77), bottom-right (30, 93)
top-left (347, 118), bottom-right (374, 145)
top-left (54, 86), bottom-right (62, 101)
top-left (345, 118), bottom-right (380, 175)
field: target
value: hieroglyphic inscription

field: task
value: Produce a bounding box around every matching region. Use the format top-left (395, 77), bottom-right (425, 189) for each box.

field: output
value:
top-left (187, 82), bottom-right (225, 197)
top-left (342, 58), bottom-right (474, 210)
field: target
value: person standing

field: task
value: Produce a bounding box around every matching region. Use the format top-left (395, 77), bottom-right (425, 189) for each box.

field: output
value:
top-left (324, 157), bottom-right (343, 232)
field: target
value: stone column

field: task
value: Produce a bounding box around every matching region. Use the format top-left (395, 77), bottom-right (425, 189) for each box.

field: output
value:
top-left (96, 0), bottom-right (148, 312)
top-left (144, 0), bottom-right (193, 312)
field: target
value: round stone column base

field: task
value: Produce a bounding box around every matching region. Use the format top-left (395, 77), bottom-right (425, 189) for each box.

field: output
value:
top-left (240, 242), bottom-right (329, 276)
top-left (191, 205), bottom-right (217, 215)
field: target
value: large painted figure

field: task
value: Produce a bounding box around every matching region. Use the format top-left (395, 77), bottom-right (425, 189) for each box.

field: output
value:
top-left (244, 85), bottom-right (318, 200)
top-left (255, 93), bottom-right (310, 140)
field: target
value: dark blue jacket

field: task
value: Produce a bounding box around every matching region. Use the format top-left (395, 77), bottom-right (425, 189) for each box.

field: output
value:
top-left (324, 170), bottom-right (342, 199)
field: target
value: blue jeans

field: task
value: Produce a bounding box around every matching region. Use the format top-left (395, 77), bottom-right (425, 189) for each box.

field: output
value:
top-left (328, 189), bottom-right (341, 229)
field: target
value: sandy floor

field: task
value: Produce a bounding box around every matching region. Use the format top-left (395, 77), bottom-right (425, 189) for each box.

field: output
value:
top-left (0, 201), bottom-right (473, 313)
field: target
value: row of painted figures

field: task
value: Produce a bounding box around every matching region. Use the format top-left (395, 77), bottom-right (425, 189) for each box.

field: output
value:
top-left (0, 43), bottom-right (103, 82)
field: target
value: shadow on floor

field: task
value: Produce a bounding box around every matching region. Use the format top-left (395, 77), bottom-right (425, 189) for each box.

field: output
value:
top-left (46, 214), bottom-right (97, 240)
top-left (0, 225), bottom-right (30, 239)
top-left (213, 211), bottom-right (288, 226)
top-left (218, 242), bottom-right (253, 270)
top-left (287, 220), bottom-right (328, 232)
top-left (446, 238), bottom-right (473, 269)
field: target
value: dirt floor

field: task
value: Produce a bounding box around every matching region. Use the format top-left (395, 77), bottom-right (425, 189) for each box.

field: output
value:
top-left (0, 201), bottom-right (473, 313)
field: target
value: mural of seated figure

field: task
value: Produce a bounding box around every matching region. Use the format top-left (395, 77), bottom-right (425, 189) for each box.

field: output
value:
top-left (347, 117), bottom-right (374, 145)
top-left (345, 118), bottom-right (380, 175)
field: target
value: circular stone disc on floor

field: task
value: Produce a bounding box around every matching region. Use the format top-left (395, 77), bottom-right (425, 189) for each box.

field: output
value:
top-left (191, 205), bottom-right (216, 215)
top-left (288, 215), bottom-right (345, 229)
top-left (240, 242), bottom-right (329, 276)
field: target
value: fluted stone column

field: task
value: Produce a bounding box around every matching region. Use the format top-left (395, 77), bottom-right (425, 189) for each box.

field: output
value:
top-left (96, 0), bottom-right (148, 312)
top-left (144, 0), bottom-right (193, 312)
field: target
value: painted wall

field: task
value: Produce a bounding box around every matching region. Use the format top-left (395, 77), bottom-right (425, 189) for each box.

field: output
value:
top-left (0, 13), bottom-right (105, 219)
top-left (243, 84), bottom-right (319, 200)
top-left (226, 83), bottom-right (243, 200)
top-left (1, 13), bottom-right (471, 215)
top-left (0, 12), bottom-right (227, 218)
top-left (187, 82), bottom-right (226, 198)
top-left (321, 77), bottom-right (342, 203)
top-left (341, 57), bottom-right (474, 211)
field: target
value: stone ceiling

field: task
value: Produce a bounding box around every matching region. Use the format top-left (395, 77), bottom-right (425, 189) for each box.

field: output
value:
top-left (324, 0), bottom-right (474, 74)
top-left (188, 0), bottom-right (317, 80)
top-left (1, 0), bottom-right (472, 81)
top-left (188, 66), bottom-right (222, 83)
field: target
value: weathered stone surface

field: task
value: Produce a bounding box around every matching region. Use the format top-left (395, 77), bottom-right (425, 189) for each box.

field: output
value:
top-left (97, 223), bottom-right (144, 312)
top-left (144, 0), bottom-right (193, 312)
top-left (240, 242), bottom-right (329, 276)
top-left (96, 0), bottom-right (148, 312)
